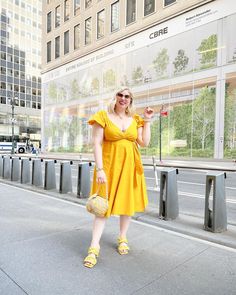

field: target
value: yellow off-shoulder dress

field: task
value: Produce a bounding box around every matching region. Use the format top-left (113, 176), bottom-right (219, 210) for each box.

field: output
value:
top-left (88, 110), bottom-right (148, 217)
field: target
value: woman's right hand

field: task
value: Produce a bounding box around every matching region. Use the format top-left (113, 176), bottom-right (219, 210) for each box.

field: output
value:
top-left (96, 169), bottom-right (107, 184)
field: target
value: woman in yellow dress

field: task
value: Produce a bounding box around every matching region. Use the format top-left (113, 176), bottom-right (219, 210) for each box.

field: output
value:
top-left (84, 87), bottom-right (154, 268)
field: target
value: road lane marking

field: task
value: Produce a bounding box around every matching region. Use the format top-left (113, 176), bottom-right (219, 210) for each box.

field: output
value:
top-left (146, 177), bottom-right (236, 191)
top-left (179, 191), bottom-right (236, 204)
top-left (147, 187), bottom-right (236, 204)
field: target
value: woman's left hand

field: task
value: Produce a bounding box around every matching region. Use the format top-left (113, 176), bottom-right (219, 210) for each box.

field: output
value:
top-left (144, 107), bottom-right (154, 119)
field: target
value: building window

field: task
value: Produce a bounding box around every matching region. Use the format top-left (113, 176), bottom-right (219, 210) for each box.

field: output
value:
top-left (111, 1), bottom-right (119, 32)
top-left (26, 101), bottom-right (31, 108)
top-left (164, 0), bottom-right (176, 6)
top-left (0, 67), bottom-right (6, 75)
top-left (55, 5), bottom-right (61, 27)
top-left (85, 0), bottom-right (92, 9)
top-left (20, 100), bottom-right (25, 107)
top-left (64, 0), bottom-right (70, 21)
top-left (126, 0), bottom-right (136, 25)
top-left (14, 70), bottom-right (19, 78)
top-left (0, 82), bottom-right (6, 89)
top-left (97, 10), bottom-right (105, 39)
top-left (64, 30), bottom-right (69, 54)
top-left (1, 97), bottom-right (6, 104)
top-left (144, 0), bottom-right (155, 16)
top-left (85, 17), bottom-right (92, 45)
top-left (74, 24), bottom-right (80, 50)
top-left (1, 52), bottom-right (6, 60)
top-left (47, 41), bottom-right (51, 62)
top-left (7, 84), bottom-right (13, 91)
top-left (55, 36), bottom-right (60, 58)
top-left (14, 85), bottom-right (19, 93)
top-left (20, 86), bottom-right (25, 93)
top-left (47, 11), bottom-right (52, 33)
top-left (74, 0), bottom-right (80, 16)
top-left (7, 69), bottom-right (13, 76)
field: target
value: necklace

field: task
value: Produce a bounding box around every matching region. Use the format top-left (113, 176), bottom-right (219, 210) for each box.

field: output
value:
top-left (115, 111), bottom-right (126, 120)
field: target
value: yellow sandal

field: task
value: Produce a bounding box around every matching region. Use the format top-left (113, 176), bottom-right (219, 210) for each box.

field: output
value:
top-left (83, 247), bottom-right (100, 268)
top-left (117, 237), bottom-right (130, 255)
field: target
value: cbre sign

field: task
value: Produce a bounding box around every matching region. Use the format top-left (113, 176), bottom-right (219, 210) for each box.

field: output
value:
top-left (149, 27), bottom-right (168, 39)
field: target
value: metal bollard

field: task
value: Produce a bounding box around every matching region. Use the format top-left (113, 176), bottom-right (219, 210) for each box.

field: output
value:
top-left (0, 156), bottom-right (3, 177)
top-left (32, 159), bottom-right (43, 186)
top-left (11, 157), bottom-right (20, 181)
top-left (77, 162), bottom-right (91, 198)
top-left (44, 160), bottom-right (56, 190)
top-left (3, 156), bottom-right (11, 179)
top-left (59, 161), bottom-right (72, 194)
top-left (21, 158), bottom-right (31, 184)
top-left (159, 168), bottom-right (179, 220)
top-left (204, 171), bottom-right (227, 233)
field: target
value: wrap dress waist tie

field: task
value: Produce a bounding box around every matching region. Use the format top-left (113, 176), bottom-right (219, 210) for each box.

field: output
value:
top-left (133, 142), bottom-right (144, 186)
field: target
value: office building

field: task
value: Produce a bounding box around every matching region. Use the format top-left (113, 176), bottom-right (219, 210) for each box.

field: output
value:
top-left (0, 0), bottom-right (42, 147)
top-left (42, 0), bottom-right (236, 159)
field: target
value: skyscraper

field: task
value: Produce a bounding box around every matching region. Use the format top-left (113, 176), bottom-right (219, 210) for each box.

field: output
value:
top-left (0, 0), bottom-right (42, 148)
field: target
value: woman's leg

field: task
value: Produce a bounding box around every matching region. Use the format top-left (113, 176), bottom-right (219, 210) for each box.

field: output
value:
top-left (90, 216), bottom-right (106, 248)
top-left (119, 215), bottom-right (131, 238)
top-left (118, 215), bottom-right (131, 254)
top-left (84, 216), bottom-right (106, 267)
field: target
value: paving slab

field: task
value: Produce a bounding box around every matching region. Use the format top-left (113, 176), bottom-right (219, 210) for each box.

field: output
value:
top-left (0, 183), bottom-right (236, 295)
top-left (0, 270), bottom-right (27, 295)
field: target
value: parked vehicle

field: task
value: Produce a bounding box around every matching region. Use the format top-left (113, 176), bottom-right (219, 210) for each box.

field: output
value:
top-left (0, 142), bottom-right (26, 153)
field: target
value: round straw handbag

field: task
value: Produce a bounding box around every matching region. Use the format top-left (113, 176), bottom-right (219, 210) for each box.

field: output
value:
top-left (86, 183), bottom-right (109, 217)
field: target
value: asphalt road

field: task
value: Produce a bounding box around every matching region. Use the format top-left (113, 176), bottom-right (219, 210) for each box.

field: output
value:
top-left (145, 167), bottom-right (236, 225)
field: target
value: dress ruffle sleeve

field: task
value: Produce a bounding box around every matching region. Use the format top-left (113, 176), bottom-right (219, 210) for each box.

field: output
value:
top-left (134, 114), bottom-right (144, 128)
top-left (88, 110), bottom-right (106, 128)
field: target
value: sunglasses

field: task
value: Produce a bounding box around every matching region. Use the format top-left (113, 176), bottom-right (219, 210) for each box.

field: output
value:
top-left (117, 92), bottom-right (131, 99)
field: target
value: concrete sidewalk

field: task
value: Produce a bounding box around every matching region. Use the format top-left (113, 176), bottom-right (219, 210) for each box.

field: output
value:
top-left (0, 183), bottom-right (236, 295)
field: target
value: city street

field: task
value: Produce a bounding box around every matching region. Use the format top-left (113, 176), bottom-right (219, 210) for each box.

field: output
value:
top-left (1, 0), bottom-right (236, 293)
top-left (46, 163), bottom-right (236, 225)
top-left (145, 167), bottom-right (236, 225)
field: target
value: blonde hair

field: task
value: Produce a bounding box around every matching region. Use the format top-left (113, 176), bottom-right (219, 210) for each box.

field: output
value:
top-left (107, 87), bottom-right (136, 116)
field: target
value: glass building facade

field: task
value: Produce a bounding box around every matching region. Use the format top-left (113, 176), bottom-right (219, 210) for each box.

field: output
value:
top-left (0, 0), bottom-right (41, 145)
top-left (42, 0), bottom-right (236, 159)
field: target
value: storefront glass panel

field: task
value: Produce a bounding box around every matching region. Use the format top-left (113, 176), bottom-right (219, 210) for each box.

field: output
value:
top-left (42, 12), bottom-right (236, 159)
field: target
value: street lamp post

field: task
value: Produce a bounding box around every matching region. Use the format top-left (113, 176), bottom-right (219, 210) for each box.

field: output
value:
top-left (159, 105), bottom-right (163, 163)
top-left (159, 105), bottom-right (168, 162)
top-left (10, 94), bottom-right (17, 154)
